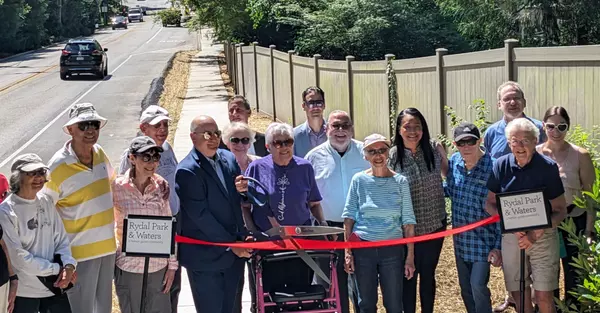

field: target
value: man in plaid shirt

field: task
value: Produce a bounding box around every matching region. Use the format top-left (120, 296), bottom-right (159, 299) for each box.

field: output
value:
top-left (444, 122), bottom-right (503, 313)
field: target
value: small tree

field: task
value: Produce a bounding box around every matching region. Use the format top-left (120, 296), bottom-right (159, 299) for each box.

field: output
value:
top-left (437, 99), bottom-right (493, 151)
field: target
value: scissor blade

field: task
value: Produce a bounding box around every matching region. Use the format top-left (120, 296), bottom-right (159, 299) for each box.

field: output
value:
top-left (281, 226), bottom-right (344, 237)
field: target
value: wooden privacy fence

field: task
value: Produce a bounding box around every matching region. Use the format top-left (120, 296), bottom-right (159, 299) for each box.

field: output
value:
top-left (223, 39), bottom-right (600, 141)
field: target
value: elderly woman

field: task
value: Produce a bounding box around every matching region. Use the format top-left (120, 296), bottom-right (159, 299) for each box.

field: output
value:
top-left (387, 107), bottom-right (447, 313)
top-left (342, 134), bottom-right (416, 313)
top-left (223, 122), bottom-right (261, 173)
top-left (113, 136), bottom-right (178, 313)
top-left (535, 106), bottom-right (595, 309)
top-left (486, 118), bottom-right (567, 313)
top-left (0, 153), bottom-right (77, 313)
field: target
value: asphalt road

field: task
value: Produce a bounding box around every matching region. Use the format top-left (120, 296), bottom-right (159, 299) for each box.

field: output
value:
top-left (0, 17), bottom-right (197, 176)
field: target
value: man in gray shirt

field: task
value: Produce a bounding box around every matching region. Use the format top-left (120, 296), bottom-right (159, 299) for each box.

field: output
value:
top-left (118, 105), bottom-right (181, 312)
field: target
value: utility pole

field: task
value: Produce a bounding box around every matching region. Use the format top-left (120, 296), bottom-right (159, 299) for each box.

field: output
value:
top-left (58, 0), bottom-right (62, 29)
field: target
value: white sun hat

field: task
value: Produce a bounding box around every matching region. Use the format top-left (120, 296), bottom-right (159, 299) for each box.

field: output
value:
top-left (62, 103), bottom-right (107, 134)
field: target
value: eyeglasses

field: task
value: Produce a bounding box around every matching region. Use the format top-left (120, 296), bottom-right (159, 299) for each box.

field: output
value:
top-left (230, 137), bottom-right (250, 145)
top-left (330, 123), bottom-right (352, 130)
top-left (25, 169), bottom-right (47, 177)
top-left (456, 139), bottom-right (478, 147)
top-left (365, 147), bottom-right (389, 156)
top-left (152, 121), bottom-right (169, 129)
top-left (272, 139), bottom-right (294, 148)
top-left (305, 100), bottom-right (324, 109)
top-left (77, 121), bottom-right (101, 131)
top-left (510, 138), bottom-right (533, 147)
top-left (136, 153), bottom-right (161, 163)
top-left (545, 123), bottom-right (568, 133)
top-left (198, 130), bottom-right (222, 140)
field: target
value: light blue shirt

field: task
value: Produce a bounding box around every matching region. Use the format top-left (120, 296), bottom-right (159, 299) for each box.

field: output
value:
top-left (342, 172), bottom-right (416, 241)
top-left (483, 115), bottom-right (546, 161)
top-left (118, 142), bottom-right (180, 215)
top-left (305, 140), bottom-right (370, 222)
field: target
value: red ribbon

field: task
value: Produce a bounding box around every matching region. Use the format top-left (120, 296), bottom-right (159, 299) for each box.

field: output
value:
top-left (175, 215), bottom-right (500, 250)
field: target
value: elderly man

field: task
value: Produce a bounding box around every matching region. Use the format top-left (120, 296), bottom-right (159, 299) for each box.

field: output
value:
top-left (484, 81), bottom-right (547, 312)
top-left (293, 86), bottom-right (328, 158)
top-left (175, 115), bottom-right (251, 313)
top-left (444, 122), bottom-right (502, 313)
top-left (305, 110), bottom-right (367, 313)
top-left (218, 95), bottom-right (268, 157)
top-left (117, 105), bottom-right (182, 312)
top-left (486, 118), bottom-right (567, 313)
top-left (44, 103), bottom-right (116, 313)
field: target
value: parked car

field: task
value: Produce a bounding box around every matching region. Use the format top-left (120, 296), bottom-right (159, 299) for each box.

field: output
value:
top-left (128, 8), bottom-right (144, 22)
top-left (111, 16), bottom-right (128, 30)
top-left (59, 39), bottom-right (108, 80)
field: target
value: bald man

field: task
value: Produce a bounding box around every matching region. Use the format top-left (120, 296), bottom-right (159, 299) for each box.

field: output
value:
top-left (175, 116), bottom-right (251, 313)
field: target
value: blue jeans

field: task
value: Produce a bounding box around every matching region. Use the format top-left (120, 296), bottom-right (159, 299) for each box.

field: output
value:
top-left (353, 245), bottom-right (405, 313)
top-left (455, 256), bottom-right (492, 313)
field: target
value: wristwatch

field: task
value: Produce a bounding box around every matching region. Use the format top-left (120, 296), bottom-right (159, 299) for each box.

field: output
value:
top-left (9, 274), bottom-right (17, 281)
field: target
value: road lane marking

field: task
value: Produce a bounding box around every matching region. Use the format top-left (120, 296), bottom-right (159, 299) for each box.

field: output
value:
top-left (0, 28), bottom-right (135, 95)
top-left (0, 55), bottom-right (134, 168)
top-left (145, 27), bottom-right (164, 45)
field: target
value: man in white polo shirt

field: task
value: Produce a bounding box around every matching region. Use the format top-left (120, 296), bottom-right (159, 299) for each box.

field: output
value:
top-left (118, 105), bottom-right (181, 312)
top-left (305, 110), bottom-right (368, 313)
top-left (44, 103), bottom-right (116, 313)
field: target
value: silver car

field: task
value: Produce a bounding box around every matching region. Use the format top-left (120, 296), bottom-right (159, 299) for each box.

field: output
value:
top-left (128, 8), bottom-right (143, 22)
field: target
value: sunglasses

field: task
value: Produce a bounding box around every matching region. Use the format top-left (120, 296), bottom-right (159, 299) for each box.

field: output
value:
top-left (77, 121), bottom-right (101, 131)
top-left (25, 169), bottom-right (47, 177)
top-left (272, 139), bottom-right (294, 148)
top-left (136, 153), bottom-right (161, 163)
top-left (305, 100), bottom-right (324, 109)
top-left (230, 137), bottom-right (250, 145)
top-left (330, 123), bottom-right (352, 130)
top-left (200, 130), bottom-right (222, 140)
top-left (456, 139), bottom-right (478, 147)
top-left (152, 121), bottom-right (169, 129)
top-left (366, 147), bottom-right (389, 156)
top-left (545, 123), bottom-right (568, 133)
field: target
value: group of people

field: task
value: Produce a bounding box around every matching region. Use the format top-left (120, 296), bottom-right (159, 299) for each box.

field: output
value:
top-left (0, 80), bottom-right (594, 313)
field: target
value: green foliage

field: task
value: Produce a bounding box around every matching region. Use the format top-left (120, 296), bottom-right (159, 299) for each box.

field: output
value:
top-left (437, 99), bottom-right (492, 151)
top-left (567, 125), bottom-right (600, 167)
top-left (156, 8), bottom-right (181, 26)
top-left (386, 55), bottom-right (398, 139)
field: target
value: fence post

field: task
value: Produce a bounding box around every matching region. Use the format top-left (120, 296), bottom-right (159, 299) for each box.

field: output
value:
top-left (385, 54), bottom-right (397, 139)
top-left (232, 43), bottom-right (238, 94)
top-left (435, 48), bottom-right (448, 138)
top-left (224, 40), bottom-right (229, 73)
top-left (252, 42), bottom-right (260, 112)
top-left (504, 39), bottom-right (519, 81)
top-left (346, 56), bottom-right (355, 122)
top-left (239, 43), bottom-right (246, 97)
top-left (269, 45), bottom-right (277, 122)
top-left (313, 54), bottom-right (321, 87)
top-left (288, 50), bottom-right (296, 126)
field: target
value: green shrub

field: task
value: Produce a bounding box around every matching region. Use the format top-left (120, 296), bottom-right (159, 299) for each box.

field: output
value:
top-left (156, 8), bottom-right (181, 27)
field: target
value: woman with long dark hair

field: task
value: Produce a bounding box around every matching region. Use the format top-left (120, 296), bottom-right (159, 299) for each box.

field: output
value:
top-left (388, 108), bottom-right (448, 313)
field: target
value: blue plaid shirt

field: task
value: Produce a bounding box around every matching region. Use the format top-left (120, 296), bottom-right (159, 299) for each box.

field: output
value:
top-left (444, 151), bottom-right (501, 263)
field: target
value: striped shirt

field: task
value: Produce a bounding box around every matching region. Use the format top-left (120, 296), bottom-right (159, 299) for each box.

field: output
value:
top-left (113, 171), bottom-right (178, 273)
top-left (44, 141), bottom-right (117, 262)
top-left (342, 171), bottom-right (416, 241)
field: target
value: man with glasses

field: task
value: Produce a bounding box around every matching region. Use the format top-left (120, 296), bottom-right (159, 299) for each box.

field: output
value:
top-left (444, 122), bottom-right (502, 313)
top-left (483, 82), bottom-right (547, 312)
top-left (175, 115), bottom-right (250, 313)
top-left (305, 110), bottom-right (367, 313)
top-left (219, 95), bottom-right (269, 157)
top-left (44, 103), bottom-right (116, 313)
top-left (293, 86), bottom-right (327, 158)
top-left (117, 105), bottom-right (182, 312)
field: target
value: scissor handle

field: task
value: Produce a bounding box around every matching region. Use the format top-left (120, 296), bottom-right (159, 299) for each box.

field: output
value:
top-left (240, 176), bottom-right (270, 208)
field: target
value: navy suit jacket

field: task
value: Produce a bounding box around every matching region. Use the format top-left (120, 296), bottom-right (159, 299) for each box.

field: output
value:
top-left (175, 148), bottom-right (246, 271)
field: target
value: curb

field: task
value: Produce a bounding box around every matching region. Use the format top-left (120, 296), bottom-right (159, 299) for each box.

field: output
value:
top-left (140, 52), bottom-right (178, 112)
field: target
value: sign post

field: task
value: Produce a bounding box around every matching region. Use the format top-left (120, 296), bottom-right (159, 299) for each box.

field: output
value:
top-left (496, 188), bottom-right (552, 313)
top-left (122, 215), bottom-right (176, 313)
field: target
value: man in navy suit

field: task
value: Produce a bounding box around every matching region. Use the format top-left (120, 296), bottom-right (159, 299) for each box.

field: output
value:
top-left (175, 115), bottom-right (252, 313)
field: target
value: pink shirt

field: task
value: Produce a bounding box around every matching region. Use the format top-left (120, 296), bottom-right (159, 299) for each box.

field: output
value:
top-left (113, 171), bottom-right (178, 273)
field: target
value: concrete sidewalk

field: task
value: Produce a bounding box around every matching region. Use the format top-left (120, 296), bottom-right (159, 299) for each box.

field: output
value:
top-left (172, 28), bottom-right (252, 313)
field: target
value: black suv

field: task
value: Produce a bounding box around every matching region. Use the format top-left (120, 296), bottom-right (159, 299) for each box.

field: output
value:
top-left (59, 39), bottom-right (108, 80)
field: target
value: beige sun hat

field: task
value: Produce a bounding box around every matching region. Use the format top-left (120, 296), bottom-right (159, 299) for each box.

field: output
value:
top-left (62, 103), bottom-right (107, 134)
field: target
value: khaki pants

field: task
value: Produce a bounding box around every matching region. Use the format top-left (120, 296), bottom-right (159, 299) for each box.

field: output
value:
top-left (501, 229), bottom-right (559, 292)
top-left (0, 281), bottom-right (8, 312)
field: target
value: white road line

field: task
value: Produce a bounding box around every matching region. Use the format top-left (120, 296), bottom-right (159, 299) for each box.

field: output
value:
top-left (145, 27), bottom-right (164, 45)
top-left (0, 55), bottom-right (134, 168)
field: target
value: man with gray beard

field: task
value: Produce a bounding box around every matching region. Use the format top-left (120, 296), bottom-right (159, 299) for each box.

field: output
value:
top-left (305, 110), bottom-right (368, 313)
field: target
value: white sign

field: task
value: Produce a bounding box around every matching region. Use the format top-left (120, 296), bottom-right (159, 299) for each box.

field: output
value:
top-left (497, 189), bottom-right (552, 233)
top-left (123, 215), bottom-right (175, 257)
top-left (101, 6), bottom-right (108, 12)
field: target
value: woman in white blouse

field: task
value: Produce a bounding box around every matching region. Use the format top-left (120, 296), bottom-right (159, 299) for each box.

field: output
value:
top-left (0, 153), bottom-right (77, 313)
